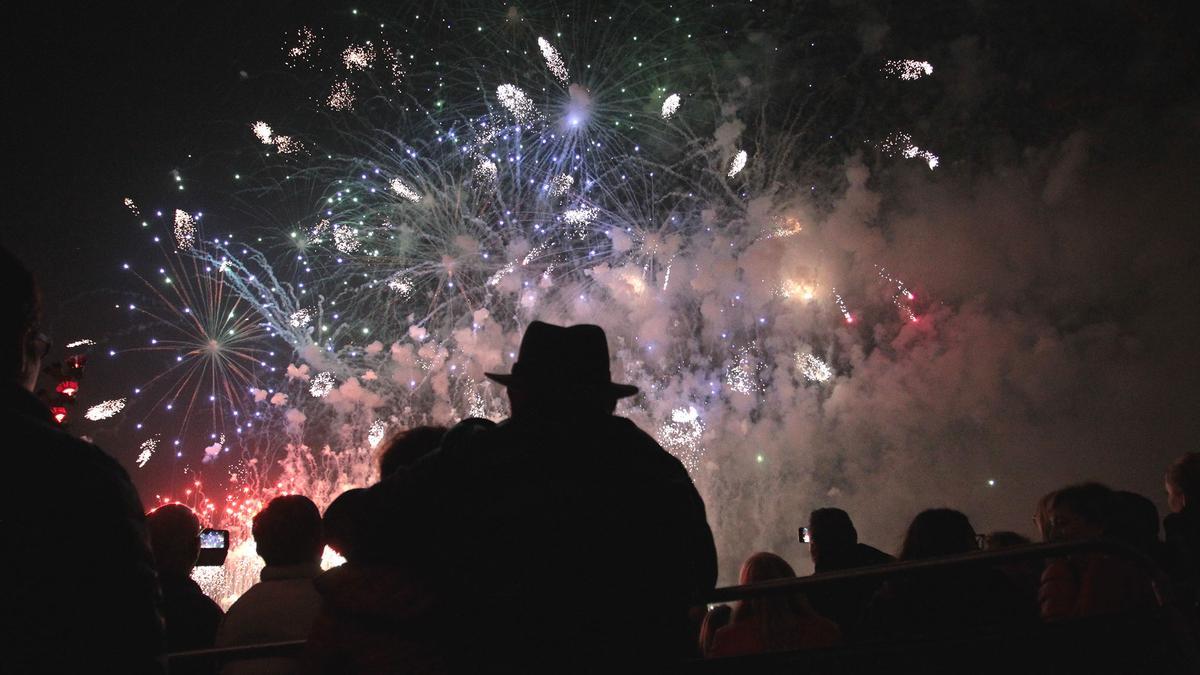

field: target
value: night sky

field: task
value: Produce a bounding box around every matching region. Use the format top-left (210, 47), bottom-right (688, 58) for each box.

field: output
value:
top-left (5, 1), bottom-right (1199, 561)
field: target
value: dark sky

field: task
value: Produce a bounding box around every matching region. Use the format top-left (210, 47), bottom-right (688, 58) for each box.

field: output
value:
top-left (4, 1), bottom-right (1199, 552)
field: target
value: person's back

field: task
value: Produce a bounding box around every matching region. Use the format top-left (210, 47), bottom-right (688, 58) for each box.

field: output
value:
top-left (217, 495), bottom-right (324, 675)
top-left (803, 508), bottom-right (893, 635)
top-left (377, 322), bottom-right (717, 672)
top-left (1164, 453), bottom-right (1200, 618)
top-left (426, 412), bottom-right (715, 668)
top-left (861, 509), bottom-right (1020, 639)
top-left (3, 245), bottom-right (165, 674)
top-left (706, 552), bottom-right (840, 658)
top-left (146, 504), bottom-right (224, 654)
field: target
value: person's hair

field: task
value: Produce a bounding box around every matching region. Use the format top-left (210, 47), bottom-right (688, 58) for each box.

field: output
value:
top-left (1034, 490), bottom-right (1059, 542)
top-left (146, 504), bottom-right (201, 578)
top-left (322, 488), bottom-right (377, 563)
top-left (730, 552), bottom-right (818, 647)
top-left (1166, 453), bottom-right (1200, 504)
top-left (981, 531), bottom-right (1031, 551)
top-left (1, 245), bottom-right (42, 380)
top-left (1051, 482), bottom-right (1114, 534)
top-left (1109, 490), bottom-right (1160, 550)
top-left (252, 495), bottom-right (323, 566)
top-left (377, 425), bottom-right (447, 478)
top-left (809, 508), bottom-right (858, 548)
top-left (698, 605), bottom-right (732, 656)
top-left (898, 509), bottom-right (978, 561)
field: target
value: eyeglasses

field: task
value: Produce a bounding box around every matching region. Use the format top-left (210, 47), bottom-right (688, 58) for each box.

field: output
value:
top-left (34, 332), bottom-right (52, 359)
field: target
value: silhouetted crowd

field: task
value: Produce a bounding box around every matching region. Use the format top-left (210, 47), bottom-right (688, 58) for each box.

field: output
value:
top-left (5, 245), bottom-right (1200, 674)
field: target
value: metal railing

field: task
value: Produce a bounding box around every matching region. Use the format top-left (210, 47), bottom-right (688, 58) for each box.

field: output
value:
top-left (167, 539), bottom-right (1186, 671)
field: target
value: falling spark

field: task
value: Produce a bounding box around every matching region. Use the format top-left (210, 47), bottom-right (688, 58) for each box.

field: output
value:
top-left (333, 225), bottom-right (361, 253)
top-left (833, 290), bottom-right (854, 323)
top-left (342, 42), bottom-right (375, 71)
top-left (310, 372), bottom-right (335, 397)
top-left (327, 80), bottom-right (355, 111)
top-left (549, 173), bottom-right (574, 197)
top-left (124, 197), bottom-right (139, 215)
top-left (496, 84), bottom-right (540, 124)
top-left (537, 37), bottom-right (569, 85)
top-left (390, 178), bottom-right (422, 203)
top-left (250, 121), bottom-right (273, 144)
top-left (174, 210), bottom-right (196, 250)
top-left (876, 265), bottom-right (915, 300)
top-left (661, 93), bottom-right (681, 119)
top-left (797, 353), bottom-right (833, 382)
top-left (66, 338), bottom-right (96, 348)
top-left (289, 308), bottom-right (313, 328)
top-left (728, 150), bottom-right (748, 177)
top-left (136, 438), bottom-right (159, 468)
top-left (883, 59), bottom-right (934, 80)
top-left (368, 420), bottom-right (387, 448)
top-left (85, 398), bottom-right (127, 421)
top-left (522, 240), bottom-right (553, 265)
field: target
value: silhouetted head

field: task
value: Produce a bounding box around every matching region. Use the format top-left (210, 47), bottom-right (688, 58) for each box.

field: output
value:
top-left (1166, 452), bottom-right (1200, 514)
top-left (1109, 490), bottom-right (1160, 551)
top-left (146, 504), bottom-right (201, 579)
top-left (322, 488), bottom-right (377, 563)
top-left (377, 425), bottom-right (447, 478)
top-left (1034, 490), bottom-right (1059, 542)
top-left (1048, 482), bottom-right (1114, 542)
top-left (486, 321), bottom-right (636, 418)
top-left (739, 551), bottom-right (796, 585)
top-left (2, 245), bottom-right (45, 391)
top-left (807, 507), bottom-right (857, 570)
top-left (899, 509), bottom-right (978, 560)
top-left (252, 495), bottom-right (323, 567)
top-left (981, 531), bottom-right (1031, 551)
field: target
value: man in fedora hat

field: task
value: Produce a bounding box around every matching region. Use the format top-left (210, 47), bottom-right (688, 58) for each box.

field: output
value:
top-left (373, 321), bottom-right (717, 671)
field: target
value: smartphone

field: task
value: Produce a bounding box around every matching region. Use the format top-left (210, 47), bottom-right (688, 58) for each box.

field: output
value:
top-left (196, 528), bottom-right (230, 566)
top-left (799, 526), bottom-right (811, 544)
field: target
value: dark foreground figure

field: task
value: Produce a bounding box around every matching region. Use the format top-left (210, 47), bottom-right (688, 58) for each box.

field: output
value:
top-left (371, 321), bottom-right (718, 672)
top-left (2, 246), bottom-right (165, 673)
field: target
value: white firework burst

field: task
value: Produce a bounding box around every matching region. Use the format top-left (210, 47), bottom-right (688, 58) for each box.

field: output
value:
top-left (728, 150), bottom-right (748, 178)
top-left (496, 84), bottom-right (540, 124)
top-left (390, 178), bottom-right (422, 203)
top-left (289, 308), bottom-right (313, 328)
top-left (85, 398), bottom-right (127, 421)
top-left (66, 338), bottom-right (96, 348)
top-left (549, 173), bottom-right (574, 197)
top-left (123, 197), bottom-right (139, 215)
top-left (661, 93), bottom-right (681, 119)
top-left (537, 37), bottom-right (569, 85)
top-left (173, 210), bottom-right (196, 250)
top-left (342, 42), bottom-right (376, 71)
top-left (368, 420), bottom-right (387, 448)
top-left (250, 121), bottom-right (274, 144)
top-left (333, 225), bottom-right (361, 253)
top-left (797, 353), bottom-right (833, 382)
top-left (136, 438), bottom-right (159, 468)
top-left (310, 371), bottom-right (335, 398)
top-left (882, 59), bottom-right (934, 80)
top-left (658, 406), bottom-right (706, 472)
top-left (473, 158), bottom-right (498, 184)
top-left (327, 80), bottom-right (355, 111)
top-left (386, 272), bottom-right (414, 297)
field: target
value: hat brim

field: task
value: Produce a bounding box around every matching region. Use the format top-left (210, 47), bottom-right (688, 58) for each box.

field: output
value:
top-left (485, 372), bottom-right (639, 399)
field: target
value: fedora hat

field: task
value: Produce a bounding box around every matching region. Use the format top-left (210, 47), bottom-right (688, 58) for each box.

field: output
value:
top-left (485, 321), bottom-right (639, 398)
